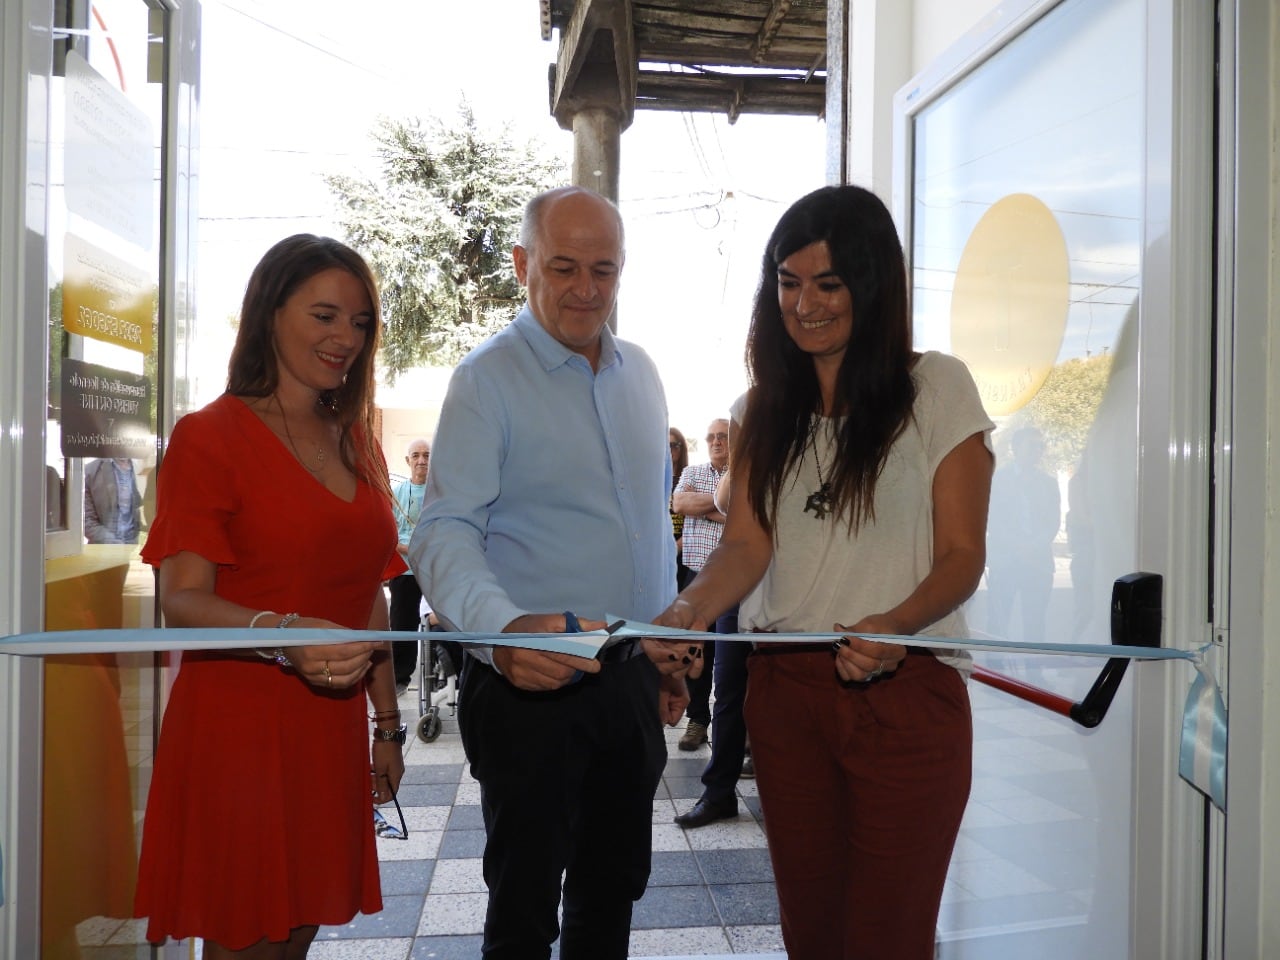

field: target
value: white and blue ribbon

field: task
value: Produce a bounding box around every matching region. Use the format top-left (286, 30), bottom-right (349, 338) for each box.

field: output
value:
top-left (1179, 656), bottom-right (1227, 811)
top-left (0, 620), bottom-right (1225, 810)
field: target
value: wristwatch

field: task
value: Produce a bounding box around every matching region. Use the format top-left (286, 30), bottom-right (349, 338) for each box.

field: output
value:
top-left (373, 724), bottom-right (408, 745)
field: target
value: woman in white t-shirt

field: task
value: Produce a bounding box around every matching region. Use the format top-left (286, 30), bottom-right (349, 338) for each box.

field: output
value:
top-left (655, 185), bottom-right (994, 960)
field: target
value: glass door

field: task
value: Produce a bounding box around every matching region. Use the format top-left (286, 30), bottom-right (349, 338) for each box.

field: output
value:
top-left (42, 2), bottom-right (168, 957)
top-left (897, 0), bottom-right (1212, 954)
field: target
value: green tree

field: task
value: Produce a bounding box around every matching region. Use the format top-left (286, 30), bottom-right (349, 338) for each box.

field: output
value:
top-left (1015, 351), bottom-right (1114, 473)
top-left (326, 104), bottom-right (565, 379)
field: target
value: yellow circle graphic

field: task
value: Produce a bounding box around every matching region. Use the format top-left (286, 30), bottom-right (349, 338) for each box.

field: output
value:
top-left (949, 193), bottom-right (1069, 416)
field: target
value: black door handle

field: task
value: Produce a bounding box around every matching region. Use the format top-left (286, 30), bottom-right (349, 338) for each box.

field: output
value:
top-left (972, 573), bottom-right (1163, 728)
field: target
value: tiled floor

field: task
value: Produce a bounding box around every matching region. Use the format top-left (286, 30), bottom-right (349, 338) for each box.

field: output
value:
top-left (308, 683), bottom-right (787, 960)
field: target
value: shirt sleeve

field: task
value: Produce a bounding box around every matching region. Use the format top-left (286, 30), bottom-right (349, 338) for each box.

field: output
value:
top-left (920, 353), bottom-right (996, 473)
top-left (408, 362), bottom-right (524, 667)
top-left (674, 463), bottom-right (698, 494)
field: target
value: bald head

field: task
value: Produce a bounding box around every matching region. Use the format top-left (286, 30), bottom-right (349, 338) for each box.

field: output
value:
top-left (405, 438), bottom-right (430, 483)
top-left (513, 186), bottom-right (626, 370)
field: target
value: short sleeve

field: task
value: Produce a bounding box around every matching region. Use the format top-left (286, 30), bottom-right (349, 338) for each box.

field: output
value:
top-left (140, 403), bottom-right (242, 569)
top-left (917, 353), bottom-right (995, 474)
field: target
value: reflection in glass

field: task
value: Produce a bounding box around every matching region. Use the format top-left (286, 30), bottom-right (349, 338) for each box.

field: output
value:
top-left (907, 0), bottom-right (1144, 954)
top-left (41, 0), bottom-right (165, 957)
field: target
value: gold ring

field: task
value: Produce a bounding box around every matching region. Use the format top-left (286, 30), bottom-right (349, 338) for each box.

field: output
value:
top-left (323, 661), bottom-right (332, 687)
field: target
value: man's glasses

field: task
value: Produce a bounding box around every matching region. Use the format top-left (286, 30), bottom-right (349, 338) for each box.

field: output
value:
top-left (706, 433), bottom-right (728, 443)
top-left (373, 777), bottom-right (408, 840)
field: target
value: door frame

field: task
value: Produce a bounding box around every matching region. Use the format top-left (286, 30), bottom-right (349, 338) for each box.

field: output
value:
top-left (1220, 0), bottom-right (1279, 955)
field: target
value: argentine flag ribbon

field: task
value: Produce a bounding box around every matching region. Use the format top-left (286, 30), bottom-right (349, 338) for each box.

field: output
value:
top-left (0, 619), bottom-right (1226, 811)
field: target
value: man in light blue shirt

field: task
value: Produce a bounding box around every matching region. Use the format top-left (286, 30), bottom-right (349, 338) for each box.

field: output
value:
top-left (409, 186), bottom-right (697, 960)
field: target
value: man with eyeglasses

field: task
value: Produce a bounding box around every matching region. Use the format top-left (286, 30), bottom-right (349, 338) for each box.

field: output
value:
top-left (671, 419), bottom-right (730, 756)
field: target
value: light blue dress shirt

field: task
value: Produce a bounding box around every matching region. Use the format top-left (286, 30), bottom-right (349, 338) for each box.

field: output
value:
top-left (409, 308), bottom-right (676, 665)
top-left (393, 480), bottom-right (427, 547)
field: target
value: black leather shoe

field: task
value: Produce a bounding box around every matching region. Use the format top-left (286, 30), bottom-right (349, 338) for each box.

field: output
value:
top-left (674, 796), bottom-right (738, 829)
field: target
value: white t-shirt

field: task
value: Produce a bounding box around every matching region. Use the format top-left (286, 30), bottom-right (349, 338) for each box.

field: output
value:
top-left (732, 351), bottom-right (994, 672)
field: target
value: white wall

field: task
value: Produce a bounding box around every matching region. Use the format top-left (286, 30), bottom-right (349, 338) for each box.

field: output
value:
top-left (911, 0), bottom-right (996, 66)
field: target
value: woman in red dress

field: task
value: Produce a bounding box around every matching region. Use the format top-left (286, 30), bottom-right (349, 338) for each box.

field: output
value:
top-left (136, 235), bottom-right (406, 958)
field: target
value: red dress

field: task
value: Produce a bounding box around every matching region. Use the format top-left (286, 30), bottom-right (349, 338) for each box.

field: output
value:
top-left (134, 395), bottom-right (403, 949)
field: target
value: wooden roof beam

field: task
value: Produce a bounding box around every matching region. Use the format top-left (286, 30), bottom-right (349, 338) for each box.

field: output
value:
top-left (752, 0), bottom-right (794, 63)
top-left (549, 0), bottom-right (638, 131)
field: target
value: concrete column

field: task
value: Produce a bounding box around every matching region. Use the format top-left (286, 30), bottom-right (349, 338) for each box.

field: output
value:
top-left (571, 106), bottom-right (621, 202)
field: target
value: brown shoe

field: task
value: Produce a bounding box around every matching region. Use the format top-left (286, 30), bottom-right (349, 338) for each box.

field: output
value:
top-left (678, 720), bottom-right (708, 751)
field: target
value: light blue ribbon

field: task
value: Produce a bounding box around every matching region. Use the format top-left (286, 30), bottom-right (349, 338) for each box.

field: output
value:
top-left (0, 620), bottom-right (1224, 810)
top-left (1179, 656), bottom-right (1227, 811)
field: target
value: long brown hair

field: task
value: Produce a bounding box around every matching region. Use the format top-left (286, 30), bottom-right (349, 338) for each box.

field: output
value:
top-left (226, 234), bottom-right (393, 503)
top-left (738, 186), bottom-right (915, 534)
top-left (669, 427), bottom-right (689, 489)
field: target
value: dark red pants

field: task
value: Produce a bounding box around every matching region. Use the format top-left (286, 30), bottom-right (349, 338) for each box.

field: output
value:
top-left (745, 648), bottom-right (971, 960)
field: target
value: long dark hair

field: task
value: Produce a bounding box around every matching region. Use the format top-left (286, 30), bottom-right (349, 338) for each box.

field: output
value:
top-left (738, 185), bottom-right (915, 534)
top-left (669, 427), bottom-right (689, 489)
top-left (226, 234), bottom-right (392, 502)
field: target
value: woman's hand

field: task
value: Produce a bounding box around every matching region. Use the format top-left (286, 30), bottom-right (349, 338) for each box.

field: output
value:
top-left (642, 598), bottom-right (706, 679)
top-left (833, 615), bottom-right (909, 684)
top-left (370, 739), bottom-right (405, 803)
top-left (285, 618), bottom-right (382, 690)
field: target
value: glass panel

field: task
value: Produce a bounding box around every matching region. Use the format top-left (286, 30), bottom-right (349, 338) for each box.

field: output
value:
top-left (909, 0), bottom-right (1143, 955)
top-left (42, 1), bottom-right (165, 956)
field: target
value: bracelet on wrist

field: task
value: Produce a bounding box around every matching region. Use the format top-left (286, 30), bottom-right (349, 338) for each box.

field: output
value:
top-left (369, 710), bottom-right (401, 721)
top-left (249, 610), bottom-right (276, 628)
top-left (372, 723), bottom-right (408, 745)
top-left (254, 647), bottom-right (292, 668)
top-left (277, 612), bottom-right (301, 629)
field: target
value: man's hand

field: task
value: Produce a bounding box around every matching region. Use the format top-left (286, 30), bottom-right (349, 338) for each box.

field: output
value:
top-left (657, 673), bottom-right (689, 725)
top-left (495, 613), bottom-right (603, 691)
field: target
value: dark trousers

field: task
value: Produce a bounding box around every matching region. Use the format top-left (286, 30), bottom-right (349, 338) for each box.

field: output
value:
top-left (678, 564), bottom-right (713, 726)
top-left (745, 649), bottom-right (971, 960)
top-left (459, 655), bottom-right (667, 959)
top-left (700, 606), bottom-right (745, 802)
top-left (387, 574), bottom-right (422, 684)
top-left (684, 637), bottom-right (715, 726)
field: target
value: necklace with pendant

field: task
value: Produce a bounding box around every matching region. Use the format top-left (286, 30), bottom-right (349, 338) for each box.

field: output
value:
top-left (803, 415), bottom-right (834, 520)
top-left (276, 396), bottom-right (327, 473)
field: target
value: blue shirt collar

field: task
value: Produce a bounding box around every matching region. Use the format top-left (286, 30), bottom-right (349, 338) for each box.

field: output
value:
top-left (513, 306), bottom-right (621, 373)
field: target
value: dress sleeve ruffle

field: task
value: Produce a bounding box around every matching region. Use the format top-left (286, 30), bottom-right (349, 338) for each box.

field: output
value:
top-left (140, 401), bottom-right (241, 570)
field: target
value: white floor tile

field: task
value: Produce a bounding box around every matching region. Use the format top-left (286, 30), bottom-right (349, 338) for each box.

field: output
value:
top-left (308, 937), bottom-right (411, 960)
top-left (727, 924), bottom-right (786, 953)
top-left (376, 828), bottom-right (442, 860)
top-left (629, 925), bottom-right (732, 956)
top-left (417, 891), bottom-right (489, 936)
top-left (430, 857), bottom-right (487, 894)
